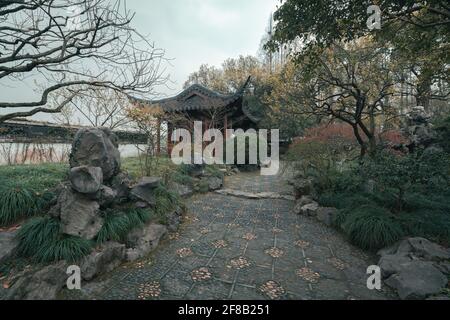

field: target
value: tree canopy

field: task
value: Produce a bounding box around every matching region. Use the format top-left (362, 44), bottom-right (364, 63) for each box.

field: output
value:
top-left (267, 0), bottom-right (450, 54)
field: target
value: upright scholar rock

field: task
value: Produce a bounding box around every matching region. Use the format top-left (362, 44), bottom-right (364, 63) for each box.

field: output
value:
top-left (69, 166), bottom-right (103, 194)
top-left (49, 127), bottom-right (125, 241)
top-left (70, 127), bottom-right (121, 180)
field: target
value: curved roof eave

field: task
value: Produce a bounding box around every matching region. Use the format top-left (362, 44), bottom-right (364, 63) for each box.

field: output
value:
top-left (128, 76), bottom-right (252, 113)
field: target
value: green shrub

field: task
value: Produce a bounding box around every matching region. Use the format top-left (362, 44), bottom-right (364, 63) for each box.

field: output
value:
top-left (287, 139), bottom-right (361, 194)
top-left (287, 141), bottom-right (332, 176)
top-left (0, 188), bottom-right (57, 227)
top-left (0, 187), bottom-right (39, 226)
top-left (0, 163), bottom-right (65, 226)
top-left (326, 167), bottom-right (365, 193)
top-left (97, 208), bottom-right (153, 244)
top-left (35, 236), bottom-right (92, 263)
top-left (97, 212), bottom-right (136, 244)
top-left (135, 208), bottom-right (152, 223)
top-left (402, 192), bottom-right (450, 212)
top-left (318, 192), bottom-right (377, 210)
top-left (153, 185), bottom-right (180, 214)
top-left (366, 190), bottom-right (399, 210)
top-left (332, 209), bottom-right (349, 230)
top-left (16, 216), bottom-right (61, 257)
top-left (361, 151), bottom-right (450, 211)
top-left (205, 165), bottom-right (224, 179)
top-left (16, 217), bottom-right (91, 263)
top-left (340, 205), bottom-right (404, 251)
top-left (178, 163), bottom-right (194, 176)
top-left (307, 167), bottom-right (342, 194)
top-left (172, 172), bottom-right (194, 186)
top-left (197, 181), bottom-right (210, 194)
top-left (320, 189), bottom-right (450, 250)
top-left (434, 116), bottom-right (450, 153)
top-left (97, 186), bottom-right (181, 243)
top-left (302, 129), bottom-right (450, 250)
top-left (122, 156), bottom-right (176, 181)
top-left (173, 165), bottom-right (222, 186)
top-left (398, 210), bottom-right (450, 244)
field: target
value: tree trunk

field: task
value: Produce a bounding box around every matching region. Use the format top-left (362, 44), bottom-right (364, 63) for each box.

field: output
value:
top-left (367, 111), bottom-right (377, 157)
top-left (416, 77), bottom-right (432, 112)
top-left (368, 136), bottom-right (377, 158)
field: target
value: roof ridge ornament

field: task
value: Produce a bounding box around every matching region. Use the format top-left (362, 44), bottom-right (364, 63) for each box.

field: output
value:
top-left (238, 76), bottom-right (252, 95)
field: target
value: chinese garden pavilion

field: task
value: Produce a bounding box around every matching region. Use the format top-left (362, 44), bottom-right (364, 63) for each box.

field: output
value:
top-left (129, 77), bottom-right (260, 155)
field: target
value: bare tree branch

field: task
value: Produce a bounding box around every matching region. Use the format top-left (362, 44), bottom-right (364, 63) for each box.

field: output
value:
top-left (0, 0), bottom-right (168, 123)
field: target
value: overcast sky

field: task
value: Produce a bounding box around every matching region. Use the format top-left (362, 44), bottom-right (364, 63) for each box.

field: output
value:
top-left (1, 0), bottom-right (277, 122)
top-left (131, 0), bottom-right (277, 95)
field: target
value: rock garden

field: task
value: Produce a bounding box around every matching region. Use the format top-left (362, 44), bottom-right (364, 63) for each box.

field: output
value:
top-left (0, 128), bottom-right (226, 300)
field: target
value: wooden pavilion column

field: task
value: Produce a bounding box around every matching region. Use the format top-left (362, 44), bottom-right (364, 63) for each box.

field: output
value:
top-left (224, 114), bottom-right (228, 139)
top-left (167, 121), bottom-right (173, 156)
top-left (203, 118), bottom-right (210, 150)
top-left (156, 118), bottom-right (161, 155)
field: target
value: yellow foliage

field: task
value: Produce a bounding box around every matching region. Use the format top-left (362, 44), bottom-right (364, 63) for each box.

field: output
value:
top-left (126, 103), bottom-right (164, 126)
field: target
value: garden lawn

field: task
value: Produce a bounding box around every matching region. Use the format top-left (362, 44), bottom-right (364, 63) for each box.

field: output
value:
top-left (0, 157), bottom-right (189, 227)
top-left (0, 157), bottom-right (184, 265)
top-left (0, 163), bottom-right (68, 227)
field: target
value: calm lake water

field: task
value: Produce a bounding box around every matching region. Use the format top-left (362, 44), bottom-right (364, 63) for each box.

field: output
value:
top-left (0, 142), bottom-right (145, 165)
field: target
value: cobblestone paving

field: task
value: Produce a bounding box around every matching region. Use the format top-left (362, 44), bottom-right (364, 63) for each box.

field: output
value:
top-left (61, 171), bottom-right (395, 300)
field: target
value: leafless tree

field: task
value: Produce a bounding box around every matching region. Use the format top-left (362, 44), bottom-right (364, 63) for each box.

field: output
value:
top-left (0, 0), bottom-right (168, 123)
top-left (52, 87), bottom-right (132, 129)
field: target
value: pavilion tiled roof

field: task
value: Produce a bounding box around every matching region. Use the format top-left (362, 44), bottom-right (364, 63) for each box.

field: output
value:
top-left (129, 77), bottom-right (251, 113)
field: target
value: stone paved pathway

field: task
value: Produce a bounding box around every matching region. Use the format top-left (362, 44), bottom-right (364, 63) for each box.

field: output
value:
top-left (61, 171), bottom-right (395, 300)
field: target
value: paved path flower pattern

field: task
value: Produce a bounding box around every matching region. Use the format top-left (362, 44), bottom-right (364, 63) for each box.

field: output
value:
top-left (212, 240), bottom-right (228, 249)
top-left (137, 281), bottom-right (161, 299)
top-left (176, 248), bottom-right (193, 258)
top-left (60, 172), bottom-right (394, 300)
top-left (296, 267), bottom-right (321, 283)
top-left (260, 281), bottom-right (285, 300)
top-left (265, 247), bottom-right (285, 258)
top-left (191, 268), bottom-right (212, 282)
top-left (230, 256), bottom-right (252, 269)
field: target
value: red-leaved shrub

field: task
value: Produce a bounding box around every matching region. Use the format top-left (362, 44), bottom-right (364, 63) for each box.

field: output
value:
top-left (291, 123), bottom-right (407, 150)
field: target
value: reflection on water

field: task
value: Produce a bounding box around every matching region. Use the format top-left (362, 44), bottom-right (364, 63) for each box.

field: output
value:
top-left (0, 142), bottom-right (144, 165)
